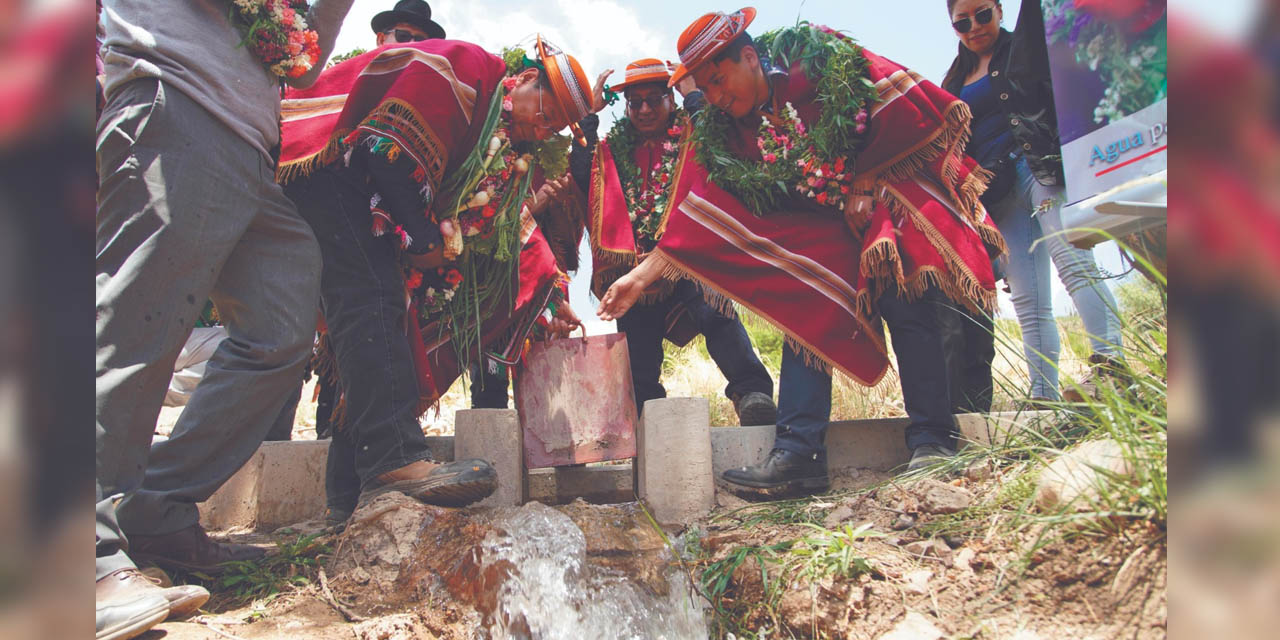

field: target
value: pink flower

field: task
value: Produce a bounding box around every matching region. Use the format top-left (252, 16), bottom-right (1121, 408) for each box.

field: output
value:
top-left (855, 110), bottom-right (868, 123)
top-left (855, 123), bottom-right (868, 134)
top-left (763, 153), bottom-right (777, 163)
top-left (795, 121), bottom-right (806, 135)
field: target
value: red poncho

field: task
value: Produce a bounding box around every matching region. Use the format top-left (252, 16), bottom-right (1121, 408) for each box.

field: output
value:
top-left (278, 41), bottom-right (564, 410)
top-left (649, 42), bottom-right (1005, 385)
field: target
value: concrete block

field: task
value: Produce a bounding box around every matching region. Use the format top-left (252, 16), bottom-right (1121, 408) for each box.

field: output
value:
top-left (198, 439), bottom-right (328, 532)
top-left (425, 435), bottom-right (454, 462)
top-left (636, 398), bottom-right (714, 525)
top-left (454, 409), bottom-right (524, 507)
top-left (710, 425), bottom-right (774, 478)
top-left (526, 464), bottom-right (634, 505)
top-left (955, 410), bottom-right (1056, 447)
top-left (826, 418), bottom-right (913, 472)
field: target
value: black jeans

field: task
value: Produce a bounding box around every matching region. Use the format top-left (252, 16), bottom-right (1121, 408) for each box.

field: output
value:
top-left (937, 302), bottom-right (995, 414)
top-left (284, 165), bottom-right (433, 509)
top-left (616, 278), bottom-right (773, 413)
top-left (773, 285), bottom-right (959, 457)
top-left (470, 359), bottom-right (511, 409)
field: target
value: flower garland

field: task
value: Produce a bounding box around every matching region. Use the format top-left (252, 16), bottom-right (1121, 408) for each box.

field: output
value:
top-left (689, 24), bottom-right (878, 216)
top-left (229, 0), bottom-right (321, 79)
top-left (604, 116), bottom-right (685, 250)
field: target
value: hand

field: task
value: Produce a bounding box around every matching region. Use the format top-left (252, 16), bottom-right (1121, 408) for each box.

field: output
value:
top-left (407, 246), bottom-right (447, 271)
top-left (548, 303), bottom-right (581, 338)
top-left (526, 175), bottom-right (572, 217)
top-left (844, 192), bottom-right (875, 218)
top-left (596, 272), bottom-right (647, 321)
top-left (668, 61), bottom-right (697, 97)
top-left (591, 68), bottom-right (614, 114)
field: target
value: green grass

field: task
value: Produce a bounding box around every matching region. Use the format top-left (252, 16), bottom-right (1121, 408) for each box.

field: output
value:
top-left (692, 237), bottom-right (1167, 636)
top-left (192, 534), bottom-right (330, 607)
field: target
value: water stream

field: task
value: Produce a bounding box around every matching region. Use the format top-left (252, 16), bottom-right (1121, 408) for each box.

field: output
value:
top-left (478, 502), bottom-right (709, 639)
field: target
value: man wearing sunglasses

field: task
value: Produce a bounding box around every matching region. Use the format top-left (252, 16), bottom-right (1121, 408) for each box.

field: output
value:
top-left (568, 58), bottom-right (778, 427)
top-left (372, 0), bottom-right (447, 45)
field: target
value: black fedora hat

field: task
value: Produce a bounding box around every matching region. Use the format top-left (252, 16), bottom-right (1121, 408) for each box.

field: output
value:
top-left (371, 0), bottom-right (446, 40)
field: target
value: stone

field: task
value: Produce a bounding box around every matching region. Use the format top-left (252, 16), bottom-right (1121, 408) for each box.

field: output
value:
top-left (878, 611), bottom-right (945, 640)
top-left (822, 502), bottom-right (857, 529)
top-left (636, 398), bottom-right (715, 525)
top-left (912, 478), bottom-right (974, 515)
top-left (901, 538), bottom-right (951, 563)
top-left (1035, 439), bottom-right (1135, 512)
top-left (353, 613), bottom-right (424, 640)
top-left (454, 409), bottom-right (524, 507)
top-left (902, 569), bottom-right (933, 595)
top-left (526, 464), bottom-right (633, 505)
top-left (891, 513), bottom-right (917, 531)
top-left (953, 547), bottom-right (977, 572)
top-left (964, 458), bottom-right (994, 481)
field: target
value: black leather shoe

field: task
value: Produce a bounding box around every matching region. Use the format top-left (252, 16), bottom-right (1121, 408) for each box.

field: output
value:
top-left (127, 524), bottom-right (267, 575)
top-left (721, 448), bottom-right (829, 495)
top-left (734, 392), bottom-right (778, 426)
top-left (907, 443), bottom-right (956, 471)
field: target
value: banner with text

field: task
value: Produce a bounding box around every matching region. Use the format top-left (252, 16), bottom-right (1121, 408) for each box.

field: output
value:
top-left (1040, 0), bottom-right (1167, 204)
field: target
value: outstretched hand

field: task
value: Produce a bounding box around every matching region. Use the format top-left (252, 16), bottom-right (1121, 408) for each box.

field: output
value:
top-left (596, 272), bottom-right (647, 321)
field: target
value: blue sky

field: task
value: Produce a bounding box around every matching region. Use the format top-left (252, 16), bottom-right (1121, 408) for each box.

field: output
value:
top-left (331, 1), bottom-right (1203, 322)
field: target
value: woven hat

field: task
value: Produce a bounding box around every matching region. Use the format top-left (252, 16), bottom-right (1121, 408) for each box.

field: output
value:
top-left (668, 7), bottom-right (757, 88)
top-left (609, 58), bottom-right (671, 92)
top-left (535, 35), bottom-right (593, 143)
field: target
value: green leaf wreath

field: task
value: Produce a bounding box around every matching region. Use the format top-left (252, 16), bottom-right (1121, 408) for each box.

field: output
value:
top-left (690, 23), bottom-right (879, 215)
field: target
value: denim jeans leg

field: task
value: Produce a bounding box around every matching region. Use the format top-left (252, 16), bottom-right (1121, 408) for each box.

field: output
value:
top-left (774, 342), bottom-right (832, 458)
top-left (617, 300), bottom-right (668, 413)
top-left (991, 159), bottom-right (1060, 399)
top-left (285, 168), bottom-right (431, 489)
top-left (1035, 192), bottom-right (1124, 357)
top-left (936, 300), bottom-right (994, 414)
top-left (677, 280), bottom-right (774, 402)
top-left (878, 287), bottom-right (957, 450)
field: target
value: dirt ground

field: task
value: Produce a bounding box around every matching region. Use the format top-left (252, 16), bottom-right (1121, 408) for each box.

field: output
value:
top-left (138, 459), bottom-right (1166, 640)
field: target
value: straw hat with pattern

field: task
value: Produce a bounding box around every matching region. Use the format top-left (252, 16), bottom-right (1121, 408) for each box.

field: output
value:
top-left (535, 35), bottom-right (593, 144)
top-left (668, 7), bottom-right (757, 88)
top-left (609, 58), bottom-right (672, 93)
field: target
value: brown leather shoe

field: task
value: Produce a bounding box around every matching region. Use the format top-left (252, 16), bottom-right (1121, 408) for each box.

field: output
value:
top-left (128, 524), bottom-right (267, 575)
top-left (108, 570), bottom-right (209, 619)
top-left (359, 458), bottom-right (498, 508)
top-left (96, 569), bottom-right (169, 640)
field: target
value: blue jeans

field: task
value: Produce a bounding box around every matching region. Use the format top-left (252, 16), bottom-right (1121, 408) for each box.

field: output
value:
top-left (617, 279), bottom-right (773, 412)
top-left (773, 286), bottom-right (958, 457)
top-left (988, 157), bottom-right (1123, 399)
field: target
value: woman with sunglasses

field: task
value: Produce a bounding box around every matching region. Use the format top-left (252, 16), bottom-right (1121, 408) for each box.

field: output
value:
top-left (943, 0), bottom-right (1124, 403)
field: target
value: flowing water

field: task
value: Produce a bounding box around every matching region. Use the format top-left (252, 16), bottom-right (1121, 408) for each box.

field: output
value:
top-left (478, 502), bottom-right (709, 639)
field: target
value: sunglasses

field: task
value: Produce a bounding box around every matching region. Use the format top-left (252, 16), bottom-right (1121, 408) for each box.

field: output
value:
top-left (387, 29), bottom-right (428, 43)
top-left (626, 94), bottom-right (670, 110)
top-left (952, 6), bottom-right (995, 34)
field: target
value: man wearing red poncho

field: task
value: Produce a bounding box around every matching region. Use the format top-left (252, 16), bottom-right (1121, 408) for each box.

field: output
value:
top-left (278, 36), bottom-right (591, 518)
top-left (599, 8), bottom-right (1006, 495)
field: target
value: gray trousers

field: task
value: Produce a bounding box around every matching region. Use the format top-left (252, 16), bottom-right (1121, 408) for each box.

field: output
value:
top-left (96, 79), bottom-right (320, 579)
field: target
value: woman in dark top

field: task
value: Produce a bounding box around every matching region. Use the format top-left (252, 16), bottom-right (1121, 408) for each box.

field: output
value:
top-left (943, 0), bottom-right (1123, 402)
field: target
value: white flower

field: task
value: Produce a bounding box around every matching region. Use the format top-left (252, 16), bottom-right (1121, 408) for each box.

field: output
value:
top-left (1129, 55), bottom-right (1142, 67)
top-left (444, 289), bottom-right (456, 300)
top-left (465, 226), bottom-right (480, 236)
top-left (426, 287), bottom-right (437, 297)
top-left (628, 212), bottom-right (637, 221)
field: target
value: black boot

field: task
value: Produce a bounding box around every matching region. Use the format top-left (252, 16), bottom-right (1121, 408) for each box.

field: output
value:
top-left (721, 448), bottom-right (829, 496)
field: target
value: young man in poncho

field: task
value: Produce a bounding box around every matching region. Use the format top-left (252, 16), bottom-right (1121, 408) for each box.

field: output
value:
top-left (599, 8), bottom-right (1006, 496)
top-left (577, 58), bottom-right (777, 425)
